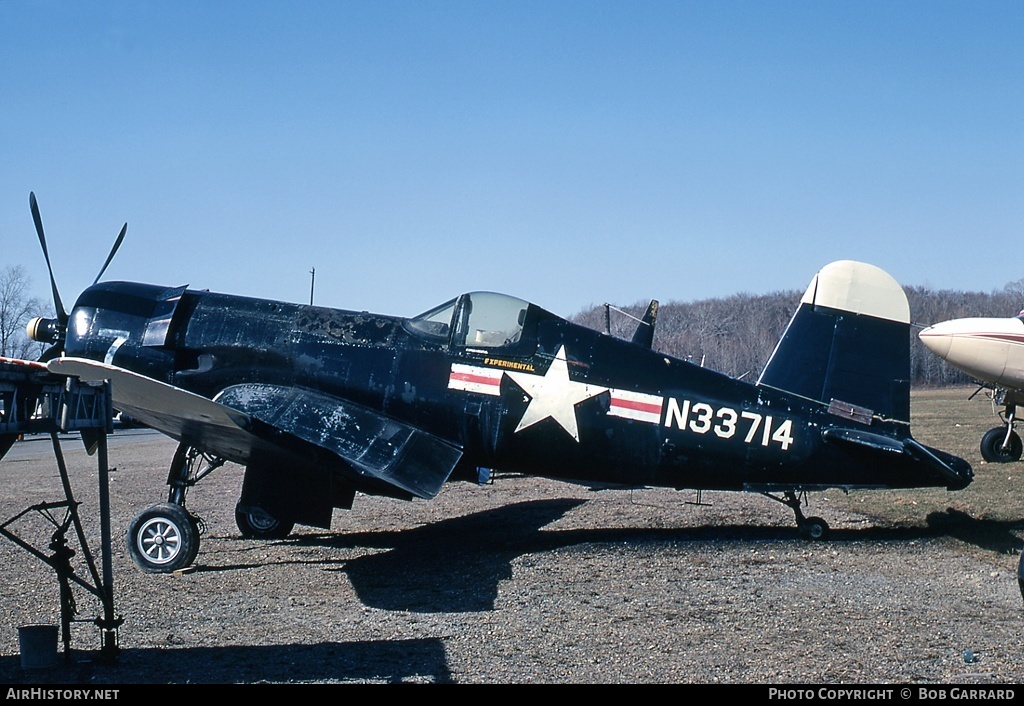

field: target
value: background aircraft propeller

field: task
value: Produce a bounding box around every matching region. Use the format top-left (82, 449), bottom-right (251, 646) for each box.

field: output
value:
top-left (26, 191), bottom-right (128, 361)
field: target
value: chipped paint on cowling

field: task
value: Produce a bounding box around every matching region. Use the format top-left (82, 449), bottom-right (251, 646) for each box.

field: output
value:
top-left (293, 308), bottom-right (400, 347)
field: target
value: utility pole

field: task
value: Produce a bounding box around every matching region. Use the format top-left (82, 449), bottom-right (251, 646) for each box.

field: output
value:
top-left (309, 267), bottom-right (315, 306)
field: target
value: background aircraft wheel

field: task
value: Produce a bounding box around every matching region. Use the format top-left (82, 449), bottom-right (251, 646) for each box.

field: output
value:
top-left (980, 427), bottom-right (1022, 463)
top-left (1017, 550), bottom-right (1024, 603)
top-left (127, 503), bottom-right (200, 574)
top-left (235, 505), bottom-right (295, 539)
top-left (799, 516), bottom-right (829, 541)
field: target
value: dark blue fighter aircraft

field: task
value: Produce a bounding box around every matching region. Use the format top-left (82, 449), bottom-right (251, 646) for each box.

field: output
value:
top-left (24, 193), bottom-right (973, 574)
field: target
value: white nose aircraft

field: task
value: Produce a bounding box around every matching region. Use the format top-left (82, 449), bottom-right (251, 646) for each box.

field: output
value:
top-left (919, 314), bottom-right (1024, 462)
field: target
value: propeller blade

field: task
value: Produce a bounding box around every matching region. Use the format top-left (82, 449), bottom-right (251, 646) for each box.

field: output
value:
top-left (93, 222), bottom-right (127, 285)
top-left (29, 192), bottom-right (68, 324)
top-left (38, 343), bottom-right (63, 363)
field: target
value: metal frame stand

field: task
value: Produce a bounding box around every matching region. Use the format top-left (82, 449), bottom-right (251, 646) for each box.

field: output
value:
top-left (0, 360), bottom-right (121, 663)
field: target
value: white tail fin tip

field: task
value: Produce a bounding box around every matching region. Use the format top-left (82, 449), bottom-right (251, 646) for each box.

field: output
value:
top-left (801, 261), bottom-right (909, 324)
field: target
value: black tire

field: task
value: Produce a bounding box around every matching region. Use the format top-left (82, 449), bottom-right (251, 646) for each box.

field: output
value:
top-left (235, 505), bottom-right (295, 539)
top-left (126, 503), bottom-right (199, 574)
top-left (800, 516), bottom-right (829, 541)
top-left (980, 427), bottom-right (1023, 463)
top-left (1017, 550), bottom-right (1024, 603)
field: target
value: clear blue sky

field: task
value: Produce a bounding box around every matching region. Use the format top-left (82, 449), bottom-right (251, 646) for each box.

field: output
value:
top-left (2, 1), bottom-right (1021, 321)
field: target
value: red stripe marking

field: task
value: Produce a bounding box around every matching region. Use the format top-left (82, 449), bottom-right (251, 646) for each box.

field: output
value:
top-left (963, 333), bottom-right (1024, 345)
top-left (450, 371), bottom-right (501, 386)
top-left (0, 357), bottom-right (47, 370)
top-left (610, 397), bottom-right (662, 415)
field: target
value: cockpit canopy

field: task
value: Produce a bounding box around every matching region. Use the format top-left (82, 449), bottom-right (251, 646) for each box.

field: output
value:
top-left (406, 291), bottom-right (531, 351)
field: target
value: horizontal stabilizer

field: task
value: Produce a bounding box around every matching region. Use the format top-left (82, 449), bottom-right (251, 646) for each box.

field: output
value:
top-left (216, 383), bottom-right (462, 499)
top-left (822, 427), bottom-right (973, 490)
top-left (901, 437), bottom-right (973, 490)
top-left (820, 427), bottom-right (903, 454)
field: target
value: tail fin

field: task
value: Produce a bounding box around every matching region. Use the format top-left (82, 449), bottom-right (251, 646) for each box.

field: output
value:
top-left (631, 300), bottom-right (659, 348)
top-left (757, 261), bottom-right (911, 425)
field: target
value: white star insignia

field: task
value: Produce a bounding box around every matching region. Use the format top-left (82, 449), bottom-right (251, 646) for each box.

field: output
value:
top-left (505, 345), bottom-right (607, 441)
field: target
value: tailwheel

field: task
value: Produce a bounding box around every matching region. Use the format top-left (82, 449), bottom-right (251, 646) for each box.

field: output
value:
top-left (799, 516), bottom-right (829, 541)
top-left (127, 502), bottom-right (200, 574)
top-left (980, 427), bottom-right (1022, 463)
top-left (235, 504), bottom-right (295, 539)
top-left (764, 490), bottom-right (830, 541)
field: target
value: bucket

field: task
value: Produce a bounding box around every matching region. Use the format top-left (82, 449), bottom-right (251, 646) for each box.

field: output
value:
top-left (18, 625), bottom-right (58, 670)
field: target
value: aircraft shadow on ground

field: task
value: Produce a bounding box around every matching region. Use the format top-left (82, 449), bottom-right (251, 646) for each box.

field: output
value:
top-left (0, 638), bottom-right (452, 685)
top-left (245, 497), bottom-right (1023, 614)
top-left (924, 507), bottom-right (1024, 555)
top-left (7, 504), bottom-right (1020, 684)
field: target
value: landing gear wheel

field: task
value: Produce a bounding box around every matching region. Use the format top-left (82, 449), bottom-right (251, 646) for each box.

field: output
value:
top-left (764, 491), bottom-right (832, 541)
top-left (799, 516), bottom-right (829, 541)
top-left (235, 505), bottom-right (295, 539)
top-left (127, 503), bottom-right (199, 574)
top-left (981, 427), bottom-right (1022, 463)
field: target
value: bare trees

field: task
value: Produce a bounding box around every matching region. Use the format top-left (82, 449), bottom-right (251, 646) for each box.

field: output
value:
top-left (572, 290), bottom-right (800, 380)
top-left (0, 265), bottom-right (47, 359)
top-left (573, 283), bottom-right (1024, 388)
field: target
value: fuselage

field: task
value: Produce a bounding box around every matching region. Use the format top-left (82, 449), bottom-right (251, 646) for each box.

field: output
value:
top-left (919, 317), bottom-right (1024, 388)
top-left (59, 280), bottom-right (961, 494)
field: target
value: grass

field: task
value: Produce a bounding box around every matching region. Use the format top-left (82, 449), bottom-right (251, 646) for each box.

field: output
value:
top-left (826, 386), bottom-right (1024, 538)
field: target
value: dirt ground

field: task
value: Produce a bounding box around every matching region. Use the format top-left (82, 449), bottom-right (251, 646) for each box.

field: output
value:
top-left (0, 387), bottom-right (1022, 684)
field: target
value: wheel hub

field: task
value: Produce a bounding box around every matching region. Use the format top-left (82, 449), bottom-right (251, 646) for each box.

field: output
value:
top-left (138, 518), bottom-right (182, 564)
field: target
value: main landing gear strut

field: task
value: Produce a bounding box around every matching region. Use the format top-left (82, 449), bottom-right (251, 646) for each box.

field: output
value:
top-left (126, 442), bottom-right (223, 574)
top-left (763, 490), bottom-right (829, 540)
top-left (980, 391), bottom-right (1023, 463)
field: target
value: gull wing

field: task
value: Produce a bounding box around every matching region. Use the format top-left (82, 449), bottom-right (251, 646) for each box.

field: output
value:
top-left (47, 358), bottom-right (461, 499)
